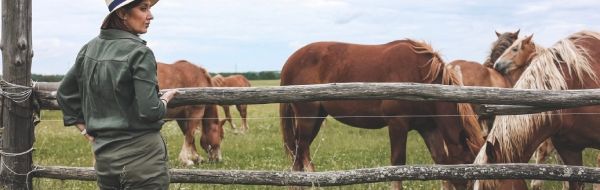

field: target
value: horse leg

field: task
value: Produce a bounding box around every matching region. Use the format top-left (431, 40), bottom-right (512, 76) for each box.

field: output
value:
top-left (416, 122), bottom-right (463, 190)
top-left (290, 103), bottom-right (325, 172)
top-left (388, 118), bottom-right (410, 190)
top-left (222, 105), bottom-right (236, 129)
top-left (237, 104), bottom-right (249, 131)
top-left (554, 143), bottom-right (583, 190)
top-left (531, 139), bottom-right (555, 190)
top-left (176, 118), bottom-right (202, 166)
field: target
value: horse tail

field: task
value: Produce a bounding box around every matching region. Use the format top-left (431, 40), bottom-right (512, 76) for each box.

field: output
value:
top-left (457, 102), bottom-right (485, 154)
top-left (442, 63), bottom-right (464, 86)
top-left (442, 64), bottom-right (485, 153)
top-left (280, 103), bottom-right (296, 157)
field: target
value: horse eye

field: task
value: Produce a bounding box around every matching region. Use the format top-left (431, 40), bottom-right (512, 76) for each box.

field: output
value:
top-left (512, 47), bottom-right (518, 52)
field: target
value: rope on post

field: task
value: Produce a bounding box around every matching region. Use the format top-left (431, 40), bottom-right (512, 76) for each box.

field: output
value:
top-left (0, 80), bottom-right (33, 103)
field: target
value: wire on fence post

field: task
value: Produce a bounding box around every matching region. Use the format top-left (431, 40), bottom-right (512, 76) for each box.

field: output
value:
top-left (0, 80), bottom-right (33, 103)
top-left (0, 79), bottom-right (36, 189)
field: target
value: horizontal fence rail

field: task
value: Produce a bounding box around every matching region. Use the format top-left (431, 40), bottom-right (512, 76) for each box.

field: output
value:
top-left (34, 82), bottom-right (600, 115)
top-left (34, 164), bottom-right (600, 186)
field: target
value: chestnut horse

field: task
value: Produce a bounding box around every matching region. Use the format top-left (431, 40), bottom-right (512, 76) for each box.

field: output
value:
top-left (211, 74), bottom-right (251, 131)
top-left (280, 39), bottom-right (485, 189)
top-left (474, 31), bottom-right (600, 190)
top-left (157, 60), bottom-right (224, 166)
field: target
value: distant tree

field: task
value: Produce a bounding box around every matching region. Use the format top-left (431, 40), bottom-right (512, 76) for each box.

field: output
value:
top-left (32, 74), bottom-right (63, 82)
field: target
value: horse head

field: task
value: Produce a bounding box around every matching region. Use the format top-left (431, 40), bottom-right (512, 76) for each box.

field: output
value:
top-left (494, 35), bottom-right (536, 83)
top-left (482, 29), bottom-right (520, 68)
top-left (201, 104), bottom-right (224, 162)
top-left (473, 138), bottom-right (528, 190)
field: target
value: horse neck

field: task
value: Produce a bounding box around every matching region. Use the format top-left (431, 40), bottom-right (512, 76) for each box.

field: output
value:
top-left (203, 104), bottom-right (220, 128)
top-left (504, 68), bottom-right (523, 87)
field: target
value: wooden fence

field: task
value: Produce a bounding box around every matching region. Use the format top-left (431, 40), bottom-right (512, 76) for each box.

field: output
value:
top-left (33, 164), bottom-right (600, 186)
top-left (27, 82), bottom-right (600, 186)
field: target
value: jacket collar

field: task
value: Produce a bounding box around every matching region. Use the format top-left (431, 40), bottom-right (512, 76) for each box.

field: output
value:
top-left (99, 29), bottom-right (147, 45)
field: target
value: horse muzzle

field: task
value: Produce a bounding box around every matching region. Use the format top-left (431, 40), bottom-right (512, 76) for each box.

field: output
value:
top-left (493, 61), bottom-right (512, 74)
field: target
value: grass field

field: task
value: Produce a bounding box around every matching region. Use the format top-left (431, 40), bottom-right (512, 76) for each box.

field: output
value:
top-left (32, 80), bottom-right (599, 189)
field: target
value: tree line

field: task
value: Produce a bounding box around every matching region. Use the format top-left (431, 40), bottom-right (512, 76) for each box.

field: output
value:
top-left (27, 71), bottom-right (280, 82)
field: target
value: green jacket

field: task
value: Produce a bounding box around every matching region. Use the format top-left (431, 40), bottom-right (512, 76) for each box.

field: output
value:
top-left (57, 29), bottom-right (166, 136)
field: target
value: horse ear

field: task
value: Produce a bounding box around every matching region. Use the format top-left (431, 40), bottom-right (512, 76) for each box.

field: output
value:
top-left (523, 34), bottom-right (534, 44)
top-left (484, 140), bottom-right (496, 162)
top-left (514, 29), bottom-right (520, 36)
top-left (495, 31), bottom-right (501, 37)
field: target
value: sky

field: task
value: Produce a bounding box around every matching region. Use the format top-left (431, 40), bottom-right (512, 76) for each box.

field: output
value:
top-left (2, 0), bottom-right (600, 75)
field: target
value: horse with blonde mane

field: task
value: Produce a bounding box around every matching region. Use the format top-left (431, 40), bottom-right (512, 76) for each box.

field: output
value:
top-left (473, 31), bottom-right (600, 190)
top-left (280, 39), bottom-right (485, 189)
top-left (158, 60), bottom-right (224, 166)
top-left (445, 30), bottom-right (566, 189)
top-left (211, 74), bottom-right (251, 132)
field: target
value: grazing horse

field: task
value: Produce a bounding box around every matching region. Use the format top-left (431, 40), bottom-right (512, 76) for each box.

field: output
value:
top-left (157, 60), bottom-right (224, 166)
top-left (280, 39), bottom-right (485, 189)
top-left (473, 31), bottom-right (600, 190)
top-left (211, 74), bottom-right (251, 131)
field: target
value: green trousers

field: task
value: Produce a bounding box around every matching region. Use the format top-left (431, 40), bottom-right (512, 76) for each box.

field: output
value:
top-left (94, 131), bottom-right (169, 190)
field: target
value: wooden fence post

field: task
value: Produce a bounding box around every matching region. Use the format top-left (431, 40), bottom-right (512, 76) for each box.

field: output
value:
top-left (0, 0), bottom-right (34, 189)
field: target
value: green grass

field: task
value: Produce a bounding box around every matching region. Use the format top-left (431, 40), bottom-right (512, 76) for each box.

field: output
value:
top-left (31, 80), bottom-right (600, 189)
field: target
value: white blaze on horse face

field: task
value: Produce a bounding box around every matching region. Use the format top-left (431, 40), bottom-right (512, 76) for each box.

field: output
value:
top-left (493, 38), bottom-right (524, 73)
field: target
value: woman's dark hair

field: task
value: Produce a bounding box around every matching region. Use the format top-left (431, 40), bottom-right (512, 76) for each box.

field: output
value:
top-left (101, 0), bottom-right (144, 31)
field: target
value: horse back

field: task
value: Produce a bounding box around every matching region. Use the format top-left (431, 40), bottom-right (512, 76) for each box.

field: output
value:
top-left (157, 60), bottom-right (213, 89)
top-left (447, 60), bottom-right (510, 88)
top-left (281, 40), bottom-right (443, 85)
top-left (224, 75), bottom-right (251, 87)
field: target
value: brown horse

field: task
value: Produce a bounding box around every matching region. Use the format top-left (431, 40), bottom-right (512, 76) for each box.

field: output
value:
top-left (211, 74), bottom-right (251, 131)
top-left (157, 60), bottom-right (224, 166)
top-left (280, 39), bottom-right (485, 189)
top-left (474, 31), bottom-right (600, 190)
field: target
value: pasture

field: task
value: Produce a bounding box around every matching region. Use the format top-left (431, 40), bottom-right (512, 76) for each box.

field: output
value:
top-left (32, 80), bottom-right (600, 189)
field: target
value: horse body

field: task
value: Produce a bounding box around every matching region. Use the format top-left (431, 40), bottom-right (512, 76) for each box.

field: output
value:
top-left (211, 74), bottom-right (251, 131)
top-left (157, 60), bottom-right (223, 166)
top-left (475, 31), bottom-right (600, 190)
top-left (281, 40), bottom-right (484, 189)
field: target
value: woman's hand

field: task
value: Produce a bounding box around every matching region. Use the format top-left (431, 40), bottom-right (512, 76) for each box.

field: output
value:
top-left (76, 123), bottom-right (95, 142)
top-left (160, 89), bottom-right (179, 103)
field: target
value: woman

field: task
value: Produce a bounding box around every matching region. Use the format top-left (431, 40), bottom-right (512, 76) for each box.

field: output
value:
top-left (57, 0), bottom-right (177, 189)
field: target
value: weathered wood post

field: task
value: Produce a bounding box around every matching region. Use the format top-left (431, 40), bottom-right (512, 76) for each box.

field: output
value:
top-left (0, 0), bottom-right (34, 189)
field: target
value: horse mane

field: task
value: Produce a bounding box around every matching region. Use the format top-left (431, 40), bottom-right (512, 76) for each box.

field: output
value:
top-left (211, 74), bottom-right (226, 87)
top-left (441, 64), bottom-right (486, 153)
top-left (482, 31), bottom-right (599, 163)
top-left (406, 39), bottom-right (445, 83)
